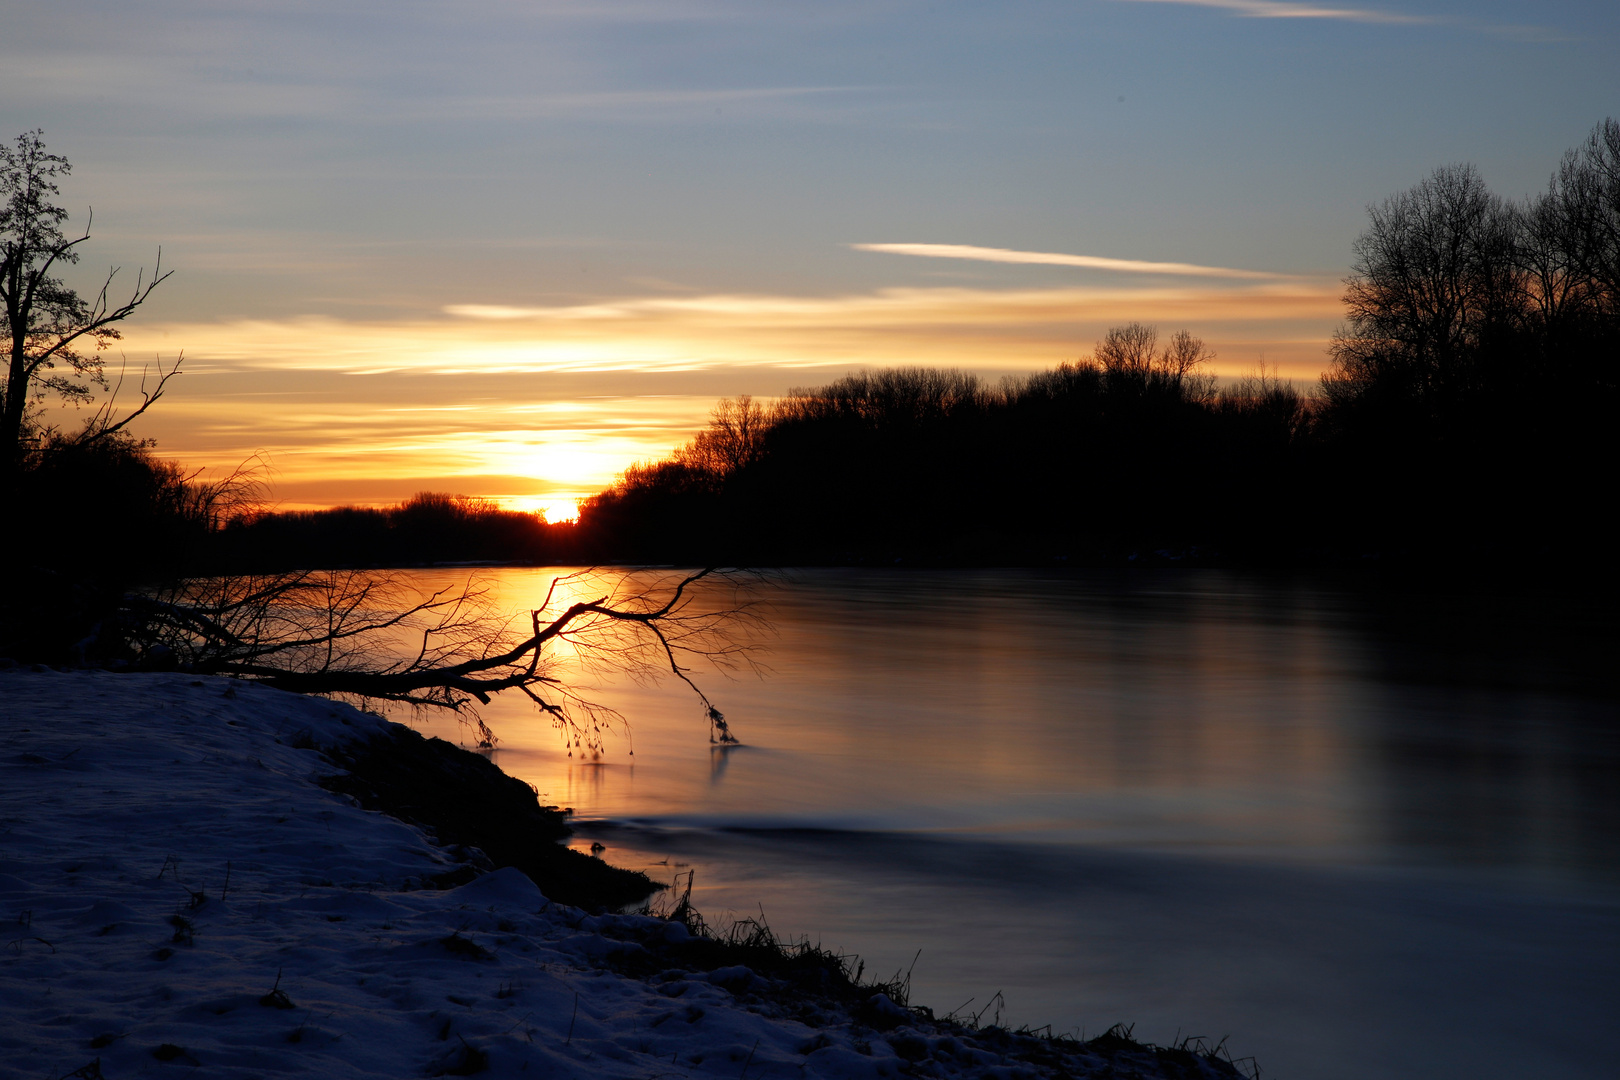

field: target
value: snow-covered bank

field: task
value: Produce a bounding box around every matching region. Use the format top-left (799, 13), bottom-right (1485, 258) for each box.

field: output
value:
top-left (1, 671), bottom-right (1246, 1080)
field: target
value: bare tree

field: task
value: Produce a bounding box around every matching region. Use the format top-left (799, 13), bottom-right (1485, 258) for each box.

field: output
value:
top-left (678, 395), bottom-right (772, 477)
top-left (1094, 322), bottom-right (1159, 376)
top-left (118, 567), bottom-right (763, 752)
top-left (1522, 176), bottom-right (1592, 331)
top-left (1092, 322), bottom-right (1215, 394)
top-left (1, 130), bottom-right (174, 472)
top-left (1325, 163), bottom-right (1523, 408)
top-left (1531, 118), bottom-right (1620, 324)
top-left (1161, 329), bottom-right (1216, 380)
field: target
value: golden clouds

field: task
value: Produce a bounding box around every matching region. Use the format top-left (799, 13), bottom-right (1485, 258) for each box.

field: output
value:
top-left (116, 279), bottom-right (1341, 509)
top-left (133, 280), bottom-right (1339, 374)
top-left (133, 385), bottom-right (717, 512)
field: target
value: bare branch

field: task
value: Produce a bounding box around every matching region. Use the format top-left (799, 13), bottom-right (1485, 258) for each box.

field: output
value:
top-left (117, 567), bottom-right (768, 753)
top-left (74, 351), bottom-right (184, 447)
top-left (28, 250), bottom-right (173, 372)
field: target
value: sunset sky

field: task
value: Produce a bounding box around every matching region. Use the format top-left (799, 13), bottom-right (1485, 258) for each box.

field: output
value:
top-left (4, 0), bottom-right (1615, 518)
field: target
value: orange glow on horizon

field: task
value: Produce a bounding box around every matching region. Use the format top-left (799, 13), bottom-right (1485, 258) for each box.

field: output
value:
top-left (504, 497), bottom-right (581, 524)
top-left (105, 279), bottom-right (1343, 512)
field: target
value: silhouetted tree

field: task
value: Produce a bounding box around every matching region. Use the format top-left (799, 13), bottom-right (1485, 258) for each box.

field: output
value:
top-left (1313, 122), bottom-right (1620, 556)
top-left (1520, 117), bottom-right (1620, 398)
top-left (1094, 322), bottom-right (1216, 396)
top-left (678, 394), bottom-right (771, 479)
top-left (1322, 163), bottom-right (1523, 424)
top-left (1, 130), bottom-right (173, 475)
top-left (1544, 118), bottom-right (1620, 320)
top-left (0, 433), bottom-right (264, 660)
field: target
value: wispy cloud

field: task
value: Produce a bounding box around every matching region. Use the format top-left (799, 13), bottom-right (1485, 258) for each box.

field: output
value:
top-left (439, 282), bottom-right (1334, 337)
top-left (123, 281), bottom-right (1340, 379)
top-left (1113, 0), bottom-right (1432, 24)
top-left (851, 243), bottom-right (1290, 280)
top-left (114, 281), bottom-right (1341, 507)
top-left (0, 51), bottom-right (873, 124)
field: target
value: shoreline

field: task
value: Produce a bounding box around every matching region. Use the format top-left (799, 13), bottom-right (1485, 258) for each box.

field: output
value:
top-left (1, 670), bottom-right (1250, 1079)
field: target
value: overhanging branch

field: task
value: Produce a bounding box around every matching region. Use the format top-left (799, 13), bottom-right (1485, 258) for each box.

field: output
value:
top-left (118, 567), bottom-right (765, 752)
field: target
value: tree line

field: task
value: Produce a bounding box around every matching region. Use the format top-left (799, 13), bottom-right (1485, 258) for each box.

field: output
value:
top-left (575, 344), bottom-right (1307, 564)
top-left (577, 121), bottom-right (1620, 566)
top-left (211, 491), bottom-right (574, 571)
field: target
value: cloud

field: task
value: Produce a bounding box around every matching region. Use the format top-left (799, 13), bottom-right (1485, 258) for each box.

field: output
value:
top-left (110, 281), bottom-right (1344, 507)
top-left (1113, 0), bottom-right (1431, 24)
top-left (0, 50), bottom-right (872, 125)
top-left (438, 281), bottom-right (1337, 344)
top-left (851, 243), bottom-right (1290, 280)
top-left (125, 281), bottom-right (1341, 381)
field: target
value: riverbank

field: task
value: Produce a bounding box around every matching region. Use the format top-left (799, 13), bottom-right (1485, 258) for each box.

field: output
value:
top-left (1, 670), bottom-right (1249, 1079)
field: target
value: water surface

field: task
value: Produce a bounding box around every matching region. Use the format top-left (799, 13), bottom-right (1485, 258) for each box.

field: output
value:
top-left (405, 568), bottom-right (1619, 1079)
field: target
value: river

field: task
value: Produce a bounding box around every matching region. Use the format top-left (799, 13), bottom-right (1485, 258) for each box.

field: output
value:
top-left (401, 567), bottom-right (1619, 1080)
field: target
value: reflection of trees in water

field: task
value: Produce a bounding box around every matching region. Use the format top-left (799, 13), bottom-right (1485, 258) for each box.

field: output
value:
top-left (563, 757), bottom-right (609, 811)
top-left (1350, 606), bottom-right (1620, 878)
top-left (1363, 691), bottom-right (1620, 880)
top-left (710, 743), bottom-right (743, 786)
top-left (742, 570), bottom-right (1618, 872)
top-left (389, 568), bottom-right (1616, 881)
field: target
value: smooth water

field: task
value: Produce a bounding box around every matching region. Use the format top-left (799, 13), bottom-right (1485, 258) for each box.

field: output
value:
top-left (403, 568), bottom-right (1620, 1080)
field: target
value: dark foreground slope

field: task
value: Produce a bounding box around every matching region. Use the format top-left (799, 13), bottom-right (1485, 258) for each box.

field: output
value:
top-left (316, 723), bottom-right (658, 910)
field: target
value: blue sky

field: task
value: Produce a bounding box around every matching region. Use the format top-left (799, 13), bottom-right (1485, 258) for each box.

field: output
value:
top-left (3, 0), bottom-right (1615, 511)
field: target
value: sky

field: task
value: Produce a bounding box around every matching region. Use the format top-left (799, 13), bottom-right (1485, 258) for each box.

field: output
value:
top-left (3, 0), bottom-right (1616, 517)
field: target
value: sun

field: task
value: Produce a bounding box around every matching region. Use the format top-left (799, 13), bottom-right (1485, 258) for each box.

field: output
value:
top-left (499, 495), bottom-right (582, 523)
top-left (539, 499), bottom-right (581, 524)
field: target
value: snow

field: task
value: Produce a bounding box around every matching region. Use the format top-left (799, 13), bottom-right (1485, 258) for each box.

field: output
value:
top-left (1, 670), bottom-right (1240, 1080)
